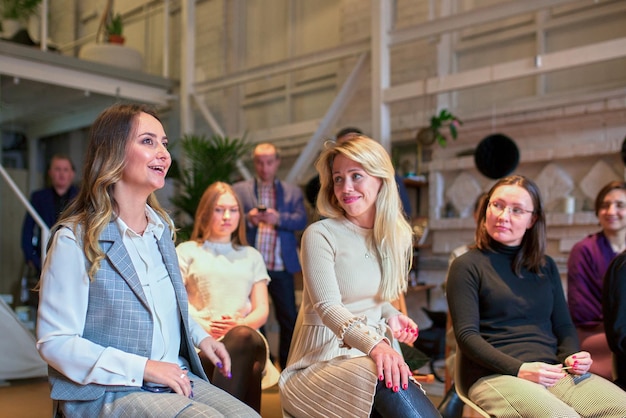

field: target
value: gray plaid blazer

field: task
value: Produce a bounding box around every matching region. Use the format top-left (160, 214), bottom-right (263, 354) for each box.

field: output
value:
top-left (48, 219), bottom-right (207, 402)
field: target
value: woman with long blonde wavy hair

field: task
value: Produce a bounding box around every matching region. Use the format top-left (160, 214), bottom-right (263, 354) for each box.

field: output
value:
top-left (279, 136), bottom-right (440, 418)
top-left (36, 103), bottom-right (259, 417)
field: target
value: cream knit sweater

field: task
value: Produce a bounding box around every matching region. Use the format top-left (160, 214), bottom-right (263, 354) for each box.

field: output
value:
top-left (279, 217), bottom-right (400, 418)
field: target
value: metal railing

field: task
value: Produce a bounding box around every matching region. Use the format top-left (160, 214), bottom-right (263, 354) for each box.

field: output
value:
top-left (0, 164), bottom-right (49, 266)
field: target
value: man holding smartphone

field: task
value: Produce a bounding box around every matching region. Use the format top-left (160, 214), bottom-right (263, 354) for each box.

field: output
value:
top-left (233, 143), bottom-right (308, 370)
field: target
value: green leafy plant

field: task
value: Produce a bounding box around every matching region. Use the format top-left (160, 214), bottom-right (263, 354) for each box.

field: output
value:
top-left (105, 13), bottom-right (123, 36)
top-left (429, 109), bottom-right (462, 147)
top-left (168, 134), bottom-right (251, 242)
top-left (0, 0), bottom-right (42, 22)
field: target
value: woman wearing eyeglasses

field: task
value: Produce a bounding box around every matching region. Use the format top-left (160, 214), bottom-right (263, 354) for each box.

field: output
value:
top-left (567, 180), bottom-right (626, 381)
top-left (447, 175), bottom-right (626, 417)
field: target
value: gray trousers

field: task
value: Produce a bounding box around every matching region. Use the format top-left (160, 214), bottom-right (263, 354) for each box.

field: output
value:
top-left (58, 373), bottom-right (260, 418)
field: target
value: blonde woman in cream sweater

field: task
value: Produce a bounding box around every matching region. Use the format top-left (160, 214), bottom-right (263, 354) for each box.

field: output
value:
top-left (279, 136), bottom-right (440, 418)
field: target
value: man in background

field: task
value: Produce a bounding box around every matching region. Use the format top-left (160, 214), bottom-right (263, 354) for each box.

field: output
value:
top-left (21, 154), bottom-right (78, 272)
top-left (233, 143), bottom-right (308, 369)
top-left (20, 154), bottom-right (78, 308)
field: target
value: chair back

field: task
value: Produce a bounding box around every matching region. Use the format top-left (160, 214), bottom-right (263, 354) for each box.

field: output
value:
top-left (454, 348), bottom-right (490, 418)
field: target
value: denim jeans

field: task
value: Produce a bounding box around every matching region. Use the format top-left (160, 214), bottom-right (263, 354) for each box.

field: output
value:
top-left (371, 379), bottom-right (442, 418)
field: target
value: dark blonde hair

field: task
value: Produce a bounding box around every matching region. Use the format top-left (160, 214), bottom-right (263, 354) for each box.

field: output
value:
top-left (58, 103), bottom-right (174, 280)
top-left (475, 174), bottom-right (546, 276)
top-left (315, 136), bottom-right (413, 300)
top-left (191, 182), bottom-right (247, 247)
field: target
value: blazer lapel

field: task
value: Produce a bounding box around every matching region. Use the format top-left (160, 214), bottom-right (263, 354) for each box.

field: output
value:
top-left (99, 222), bottom-right (150, 308)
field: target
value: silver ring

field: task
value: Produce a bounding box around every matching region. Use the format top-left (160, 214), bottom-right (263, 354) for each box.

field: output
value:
top-left (180, 373), bottom-right (186, 379)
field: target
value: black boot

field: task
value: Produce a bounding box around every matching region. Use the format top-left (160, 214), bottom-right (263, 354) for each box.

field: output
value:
top-left (437, 384), bottom-right (464, 418)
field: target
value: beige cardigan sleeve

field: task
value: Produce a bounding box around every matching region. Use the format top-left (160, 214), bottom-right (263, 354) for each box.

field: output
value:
top-left (301, 220), bottom-right (391, 355)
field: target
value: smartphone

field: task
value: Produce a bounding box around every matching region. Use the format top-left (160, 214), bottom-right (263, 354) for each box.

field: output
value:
top-left (141, 384), bottom-right (173, 393)
top-left (257, 204), bottom-right (267, 212)
top-left (572, 372), bottom-right (591, 384)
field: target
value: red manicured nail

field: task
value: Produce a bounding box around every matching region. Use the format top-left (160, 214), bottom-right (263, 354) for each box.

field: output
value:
top-left (379, 375), bottom-right (384, 381)
top-left (386, 381), bottom-right (392, 389)
top-left (572, 355), bottom-right (577, 359)
top-left (402, 383), bottom-right (408, 390)
top-left (393, 386), bottom-right (399, 392)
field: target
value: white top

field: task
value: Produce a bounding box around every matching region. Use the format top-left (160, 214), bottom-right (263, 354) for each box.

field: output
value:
top-left (176, 240), bottom-right (270, 331)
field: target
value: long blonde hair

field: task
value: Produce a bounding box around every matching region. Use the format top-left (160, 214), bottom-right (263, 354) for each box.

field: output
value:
top-left (316, 136), bottom-right (413, 300)
top-left (57, 103), bottom-right (174, 281)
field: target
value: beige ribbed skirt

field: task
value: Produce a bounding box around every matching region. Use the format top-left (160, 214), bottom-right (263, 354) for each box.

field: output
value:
top-left (280, 355), bottom-right (377, 418)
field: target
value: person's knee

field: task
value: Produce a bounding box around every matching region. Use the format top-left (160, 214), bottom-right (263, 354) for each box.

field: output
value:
top-left (224, 326), bottom-right (266, 358)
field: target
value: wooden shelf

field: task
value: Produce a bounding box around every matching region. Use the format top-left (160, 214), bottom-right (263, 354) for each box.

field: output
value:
top-left (403, 177), bottom-right (428, 188)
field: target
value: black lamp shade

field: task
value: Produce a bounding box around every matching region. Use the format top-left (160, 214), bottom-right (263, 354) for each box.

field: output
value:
top-left (474, 133), bottom-right (519, 179)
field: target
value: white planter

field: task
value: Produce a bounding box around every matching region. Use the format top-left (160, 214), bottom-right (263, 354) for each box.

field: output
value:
top-left (79, 43), bottom-right (143, 72)
top-left (1, 19), bottom-right (22, 39)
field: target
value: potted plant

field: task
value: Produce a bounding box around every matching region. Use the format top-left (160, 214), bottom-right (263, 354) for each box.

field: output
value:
top-left (168, 133), bottom-right (252, 242)
top-left (80, 7), bottom-right (143, 70)
top-left (416, 109), bottom-right (463, 148)
top-left (0, 0), bottom-right (42, 38)
top-left (105, 13), bottom-right (124, 44)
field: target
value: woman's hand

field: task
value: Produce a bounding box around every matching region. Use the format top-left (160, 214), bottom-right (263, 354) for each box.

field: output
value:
top-left (198, 336), bottom-right (232, 379)
top-left (143, 360), bottom-right (193, 397)
top-left (369, 340), bottom-right (412, 393)
top-left (517, 362), bottom-right (567, 387)
top-left (564, 351), bottom-right (593, 375)
top-left (387, 314), bottom-right (419, 344)
top-left (208, 315), bottom-right (239, 339)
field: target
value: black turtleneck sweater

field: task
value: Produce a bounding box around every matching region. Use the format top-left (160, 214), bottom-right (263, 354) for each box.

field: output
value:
top-left (447, 241), bottom-right (579, 388)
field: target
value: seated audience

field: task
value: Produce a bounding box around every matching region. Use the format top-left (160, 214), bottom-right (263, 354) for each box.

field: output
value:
top-left (177, 181), bottom-right (278, 412)
top-left (36, 103), bottom-right (258, 417)
top-left (568, 180), bottom-right (626, 380)
top-left (279, 136), bottom-right (441, 418)
top-left (447, 174), bottom-right (626, 417)
top-left (603, 249), bottom-right (626, 390)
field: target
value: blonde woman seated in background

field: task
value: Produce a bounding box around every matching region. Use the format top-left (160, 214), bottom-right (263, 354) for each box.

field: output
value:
top-left (279, 136), bottom-right (441, 418)
top-left (177, 182), bottom-right (279, 413)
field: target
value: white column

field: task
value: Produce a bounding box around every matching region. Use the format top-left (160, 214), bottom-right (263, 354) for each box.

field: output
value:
top-left (371, 0), bottom-right (392, 152)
